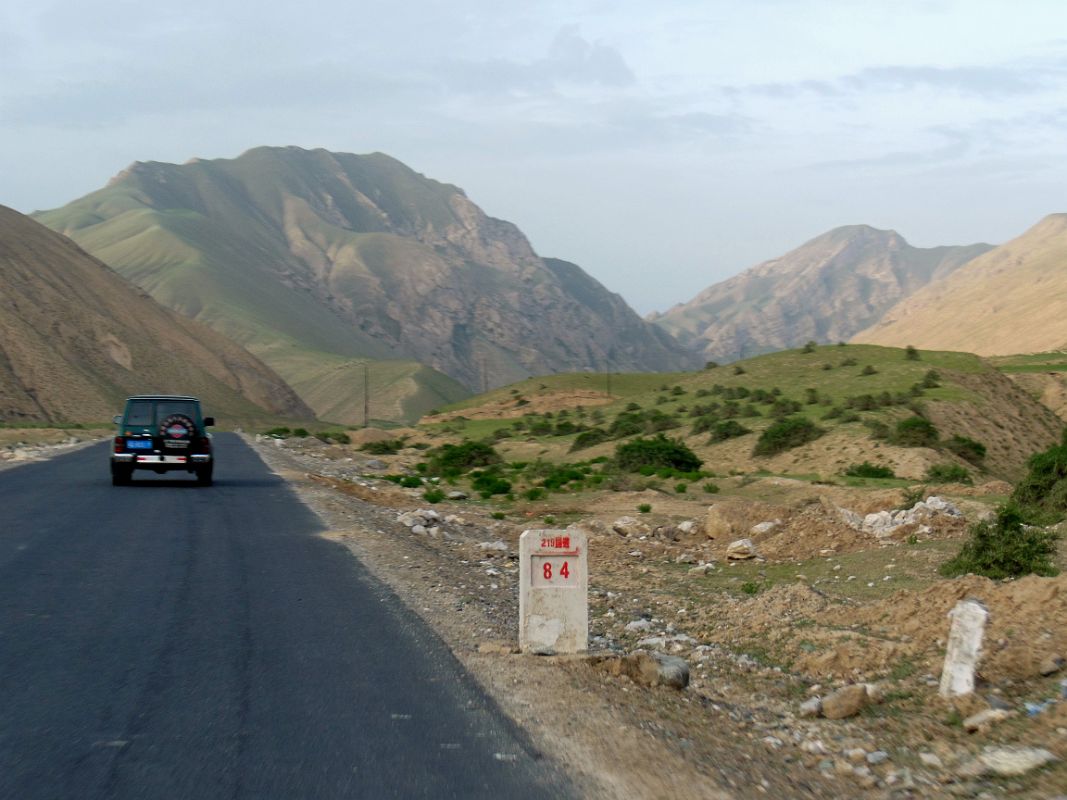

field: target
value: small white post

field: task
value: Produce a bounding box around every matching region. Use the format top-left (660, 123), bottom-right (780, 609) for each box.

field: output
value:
top-left (939, 599), bottom-right (989, 698)
top-left (519, 529), bottom-right (588, 654)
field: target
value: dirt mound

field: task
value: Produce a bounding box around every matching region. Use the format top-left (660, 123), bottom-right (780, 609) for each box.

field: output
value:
top-left (847, 574), bottom-right (1067, 682)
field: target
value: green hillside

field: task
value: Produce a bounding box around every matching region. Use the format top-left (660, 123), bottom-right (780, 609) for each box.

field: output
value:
top-left (425, 344), bottom-right (1062, 481)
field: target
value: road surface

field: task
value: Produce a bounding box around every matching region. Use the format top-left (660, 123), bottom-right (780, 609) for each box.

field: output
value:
top-left (0, 434), bottom-right (571, 799)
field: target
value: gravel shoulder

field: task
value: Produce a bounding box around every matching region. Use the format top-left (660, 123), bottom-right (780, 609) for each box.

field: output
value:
top-left (247, 434), bottom-right (1067, 799)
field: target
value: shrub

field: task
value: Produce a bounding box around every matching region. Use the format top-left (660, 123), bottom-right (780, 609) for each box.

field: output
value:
top-left (863, 419), bottom-right (890, 440)
top-left (753, 417), bottom-right (825, 456)
top-left (802, 340), bottom-right (817, 354)
top-left (427, 441), bottom-right (501, 477)
top-left (398, 475), bottom-right (423, 488)
top-left (905, 345), bottom-right (920, 360)
top-left (844, 461), bottom-right (895, 479)
top-left (293, 428), bottom-right (310, 438)
top-left (570, 428), bottom-right (610, 452)
top-left (703, 482), bottom-right (720, 494)
top-left (265, 426), bottom-right (291, 437)
top-left (840, 357), bottom-right (858, 367)
top-left (316, 431), bottom-right (350, 444)
top-left (924, 463), bottom-right (972, 484)
top-left (362, 439), bottom-right (404, 455)
top-left (921, 370), bottom-right (941, 388)
top-left (733, 365), bottom-right (746, 375)
top-left (704, 361), bottom-right (719, 370)
top-left (944, 435), bottom-right (987, 465)
top-left (541, 465), bottom-right (585, 490)
top-left (822, 362), bottom-right (833, 371)
top-left (940, 503), bottom-right (1059, 579)
top-left (1011, 440), bottom-right (1067, 518)
top-left (861, 365), bottom-right (878, 376)
top-left (892, 416), bottom-right (939, 447)
top-left (637, 503), bottom-right (652, 513)
top-left (615, 434), bottom-right (702, 473)
top-left (422, 488), bottom-right (445, 504)
top-left (471, 471), bottom-right (512, 497)
top-left (709, 419), bottom-right (751, 442)
top-left (675, 482), bottom-right (688, 493)
top-left (522, 487), bottom-right (546, 501)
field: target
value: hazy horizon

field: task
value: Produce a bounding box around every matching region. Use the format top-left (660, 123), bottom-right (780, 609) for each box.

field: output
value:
top-left (3, 1), bottom-right (1066, 314)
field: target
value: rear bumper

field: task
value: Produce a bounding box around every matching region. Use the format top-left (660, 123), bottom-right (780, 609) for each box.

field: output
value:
top-left (112, 453), bottom-right (211, 468)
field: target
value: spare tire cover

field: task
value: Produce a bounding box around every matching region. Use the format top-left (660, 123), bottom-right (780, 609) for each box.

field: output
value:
top-left (160, 414), bottom-right (195, 441)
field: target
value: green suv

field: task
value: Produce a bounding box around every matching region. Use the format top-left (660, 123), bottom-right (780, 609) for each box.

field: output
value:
top-left (111, 395), bottom-right (215, 486)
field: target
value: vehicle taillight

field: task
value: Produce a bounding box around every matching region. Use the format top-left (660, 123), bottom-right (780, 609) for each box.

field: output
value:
top-left (199, 437), bottom-right (211, 452)
top-left (114, 436), bottom-right (125, 452)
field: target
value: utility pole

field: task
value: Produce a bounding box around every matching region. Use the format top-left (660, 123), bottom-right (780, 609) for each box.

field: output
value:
top-left (363, 361), bottom-right (369, 429)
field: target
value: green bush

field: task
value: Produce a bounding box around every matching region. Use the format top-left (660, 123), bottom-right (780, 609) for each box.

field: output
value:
top-left (541, 465), bottom-right (585, 490)
top-left (316, 431), bottom-right (350, 444)
top-left (892, 416), bottom-right (939, 447)
top-left (362, 439), bottom-right (404, 455)
top-left (703, 482), bottom-right (720, 494)
top-left (427, 441), bottom-right (501, 477)
top-left (753, 417), bottom-right (825, 456)
top-left (844, 461), bottom-right (895, 479)
top-left (265, 426), bottom-right (291, 437)
top-left (570, 428), bottom-right (610, 452)
top-left (905, 345), bottom-right (920, 361)
top-left (422, 488), bottom-right (445, 504)
top-left (709, 419), bottom-right (751, 443)
top-left (924, 463), bottom-right (972, 484)
top-left (940, 503), bottom-right (1059, 579)
top-left (399, 475), bottom-right (423, 488)
top-left (675, 482), bottom-right (687, 493)
top-left (293, 427), bottom-right (310, 438)
top-left (614, 434), bottom-right (702, 473)
top-left (522, 487), bottom-right (546, 501)
top-left (860, 365), bottom-right (878, 376)
top-left (1011, 440), bottom-right (1067, 518)
top-left (637, 503), bottom-right (652, 513)
top-left (471, 471), bottom-right (512, 498)
top-left (944, 435), bottom-right (986, 465)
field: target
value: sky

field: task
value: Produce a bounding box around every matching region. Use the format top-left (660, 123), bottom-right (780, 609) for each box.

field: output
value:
top-left (2, 0), bottom-right (1067, 314)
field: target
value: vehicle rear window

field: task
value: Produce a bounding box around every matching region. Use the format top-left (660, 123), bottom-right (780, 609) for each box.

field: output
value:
top-left (124, 400), bottom-right (200, 427)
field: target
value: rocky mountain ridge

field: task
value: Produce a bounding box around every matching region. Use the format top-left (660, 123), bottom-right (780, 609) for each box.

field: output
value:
top-left (652, 225), bottom-right (992, 363)
top-left (36, 147), bottom-right (697, 422)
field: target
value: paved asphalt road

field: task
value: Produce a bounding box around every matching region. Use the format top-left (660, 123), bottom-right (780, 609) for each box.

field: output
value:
top-left (0, 434), bottom-right (572, 799)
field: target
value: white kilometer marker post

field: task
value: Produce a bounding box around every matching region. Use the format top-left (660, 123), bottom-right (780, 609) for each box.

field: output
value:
top-left (518, 529), bottom-right (588, 654)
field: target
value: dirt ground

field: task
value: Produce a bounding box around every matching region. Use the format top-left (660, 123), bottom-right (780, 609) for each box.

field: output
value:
top-left (249, 435), bottom-right (1067, 799)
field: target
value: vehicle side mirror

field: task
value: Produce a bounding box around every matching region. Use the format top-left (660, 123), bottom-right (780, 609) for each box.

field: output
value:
top-left (113, 414), bottom-right (123, 425)
top-left (203, 417), bottom-right (215, 427)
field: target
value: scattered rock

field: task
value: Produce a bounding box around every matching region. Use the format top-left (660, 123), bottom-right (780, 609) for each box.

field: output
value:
top-left (688, 564), bottom-right (714, 576)
top-left (820, 684), bottom-right (869, 719)
top-left (364, 459), bottom-right (387, 470)
top-left (799, 697), bottom-right (822, 718)
top-left (919, 752), bottom-right (943, 769)
top-left (674, 552), bottom-right (697, 564)
top-left (446, 490), bottom-right (468, 500)
top-left (750, 519), bottom-right (781, 535)
top-left (963, 708), bottom-right (1015, 733)
top-left (726, 538), bottom-right (759, 560)
top-left (593, 651), bottom-right (690, 690)
top-left (676, 520), bottom-right (698, 536)
top-left (958, 745), bottom-right (1058, 778)
top-left (1040, 654), bottom-right (1065, 676)
top-left (612, 516), bottom-right (649, 538)
top-left (866, 751), bottom-right (889, 766)
top-left (624, 619), bottom-right (652, 633)
top-left (477, 540), bottom-right (508, 552)
top-left (704, 506), bottom-right (735, 540)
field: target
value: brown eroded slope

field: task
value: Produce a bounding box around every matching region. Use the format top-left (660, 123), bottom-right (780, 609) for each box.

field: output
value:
top-left (854, 214), bottom-right (1067, 355)
top-left (0, 205), bottom-right (312, 423)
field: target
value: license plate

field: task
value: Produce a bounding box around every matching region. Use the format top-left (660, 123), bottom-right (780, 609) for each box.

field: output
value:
top-left (127, 440), bottom-right (152, 450)
top-left (164, 440), bottom-right (189, 449)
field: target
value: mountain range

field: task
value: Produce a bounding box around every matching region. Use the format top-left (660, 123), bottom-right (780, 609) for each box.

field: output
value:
top-left (34, 146), bottom-right (697, 423)
top-left (0, 205), bottom-right (311, 423)
top-left (854, 214), bottom-right (1067, 355)
top-left (651, 225), bottom-right (992, 363)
